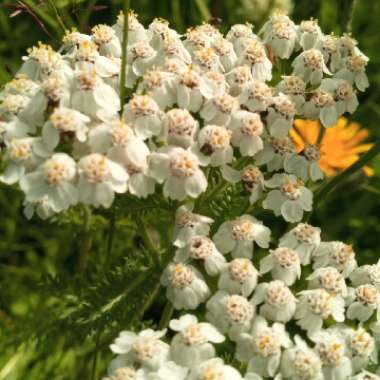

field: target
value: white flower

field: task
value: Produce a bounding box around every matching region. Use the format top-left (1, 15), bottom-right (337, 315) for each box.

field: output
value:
top-left (161, 262), bottom-right (210, 310)
top-left (149, 18), bottom-right (181, 51)
top-left (112, 11), bottom-right (148, 45)
top-left (20, 153), bottom-right (78, 213)
top-left (71, 68), bottom-right (120, 121)
top-left (254, 136), bottom-right (295, 172)
top-left (195, 125), bottom-right (233, 167)
top-left (212, 38), bottom-right (237, 72)
top-left (42, 107), bottom-right (90, 150)
top-left (281, 336), bottom-right (323, 380)
top-left (174, 236), bottom-right (226, 276)
top-left (213, 214), bottom-right (271, 259)
top-left (92, 24), bottom-right (121, 57)
top-left (266, 93), bottom-right (296, 138)
top-left (237, 38), bottom-right (272, 82)
top-left (0, 92), bottom-right (44, 127)
top-left (295, 289), bottom-right (345, 338)
top-left (226, 23), bottom-right (255, 54)
top-left (110, 329), bottom-right (169, 370)
top-left (127, 41), bottom-right (156, 78)
top-left (239, 80), bottom-right (273, 112)
top-left (319, 78), bottom-right (359, 116)
top-left (298, 19), bottom-right (323, 50)
top-left (315, 34), bottom-right (341, 73)
top-left (187, 358), bottom-right (243, 380)
top-left (260, 15), bottom-right (297, 59)
top-left (0, 137), bottom-right (51, 185)
top-left (183, 27), bottom-right (211, 55)
top-left (149, 146), bottom-right (207, 200)
top-left (203, 71), bottom-right (229, 97)
top-left (307, 267), bottom-right (347, 297)
top-left (350, 371), bottom-right (380, 380)
top-left (206, 291), bottom-right (255, 340)
top-left (260, 247), bottom-right (301, 286)
top-left (335, 50), bottom-right (369, 92)
top-left (154, 35), bottom-right (191, 68)
top-left (280, 223), bottom-right (321, 265)
top-left (200, 93), bottom-right (239, 125)
top-left (236, 316), bottom-right (291, 377)
top-left (172, 205), bottom-right (213, 248)
top-left (77, 153), bottom-right (128, 208)
top-left (72, 39), bottom-right (120, 80)
top-left (284, 144), bottom-right (324, 182)
top-left (176, 68), bottom-right (213, 112)
top-left (303, 89), bottom-right (338, 128)
top-left (137, 69), bottom-right (176, 109)
top-left (103, 127), bottom-right (155, 198)
top-left (343, 327), bottom-right (377, 372)
top-left (19, 42), bottom-right (67, 81)
top-left (292, 49), bottom-right (331, 85)
top-left (192, 46), bottom-right (223, 73)
top-left (169, 314), bottom-right (225, 367)
top-left (313, 241), bottom-right (357, 277)
top-left (347, 284), bottom-right (380, 322)
top-left (228, 110), bottom-right (264, 156)
top-left (221, 165), bottom-right (265, 204)
top-left (251, 280), bottom-right (297, 323)
top-left (225, 65), bottom-right (253, 96)
top-left (3, 74), bottom-right (39, 98)
top-left (276, 75), bottom-right (306, 112)
top-left (104, 366), bottom-right (141, 380)
top-left (23, 196), bottom-right (55, 220)
top-left (160, 108), bottom-right (199, 148)
top-left (0, 118), bottom-right (32, 144)
top-left (141, 361), bottom-right (188, 380)
top-left (263, 173), bottom-right (313, 223)
top-left (312, 330), bottom-right (352, 380)
top-left (218, 258), bottom-right (259, 297)
top-left (123, 94), bottom-right (163, 139)
top-left (350, 261), bottom-right (380, 290)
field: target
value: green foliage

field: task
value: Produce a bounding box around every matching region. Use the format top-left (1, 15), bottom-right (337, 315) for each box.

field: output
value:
top-left (0, 1), bottom-right (380, 379)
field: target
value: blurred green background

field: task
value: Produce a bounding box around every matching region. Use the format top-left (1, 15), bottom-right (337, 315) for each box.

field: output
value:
top-left (0, 0), bottom-right (380, 379)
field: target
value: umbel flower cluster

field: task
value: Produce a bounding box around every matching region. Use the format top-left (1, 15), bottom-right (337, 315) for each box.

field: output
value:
top-left (0, 8), bottom-right (376, 380)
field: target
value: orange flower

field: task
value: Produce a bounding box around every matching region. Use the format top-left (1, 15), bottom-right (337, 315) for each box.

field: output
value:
top-left (290, 117), bottom-right (373, 177)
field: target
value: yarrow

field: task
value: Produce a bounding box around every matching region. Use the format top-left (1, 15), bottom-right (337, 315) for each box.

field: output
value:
top-left (2, 9), bottom-right (377, 380)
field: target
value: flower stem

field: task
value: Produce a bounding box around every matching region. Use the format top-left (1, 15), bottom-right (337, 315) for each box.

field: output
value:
top-left (105, 206), bottom-right (116, 271)
top-left (158, 301), bottom-right (174, 329)
top-left (22, 0), bottom-right (61, 34)
top-left (77, 205), bottom-right (92, 272)
top-left (136, 217), bottom-right (161, 267)
top-left (47, 0), bottom-right (67, 33)
top-left (313, 139), bottom-right (380, 207)
top-left (119, 0), bottom-right (131, 114)
top-left (195, 0), bottom-right (211, 21)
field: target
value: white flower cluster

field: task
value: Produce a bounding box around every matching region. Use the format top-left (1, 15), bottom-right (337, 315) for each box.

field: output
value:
top-left (0, 12), bottom-right (368, 222)
top-left (0, 10), bottom-right (375, 380)
top-left (108, 207), bottom-right (380, 380)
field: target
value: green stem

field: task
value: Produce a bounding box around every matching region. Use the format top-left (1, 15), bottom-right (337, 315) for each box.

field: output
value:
top-left (79, 0), bottom-right (97, 32)
top-left (317, 125), bottom-right (325, 145)
top-left (119, 0), bottom-right (131, 114)
top-left (136, 217), bottom-right (161, 267)
top-left (158, 301), bottom-right (174, 329)
top-left (313, 139), bottom-right (380, 207)
top-left (105, 207), bottom-right (116, 271)
top-left (90, 324), bottom-right (101, 380)
top-left (47, 0), bottom-right (67, 32)
top-left (195, 0), bottom-right (211, 21)
top-left (21, 0), bottom-right (60, 31)
top-left (77, 205), bottom-right (92, 272)
top-left (172, 0), bottom-right (184, 31)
